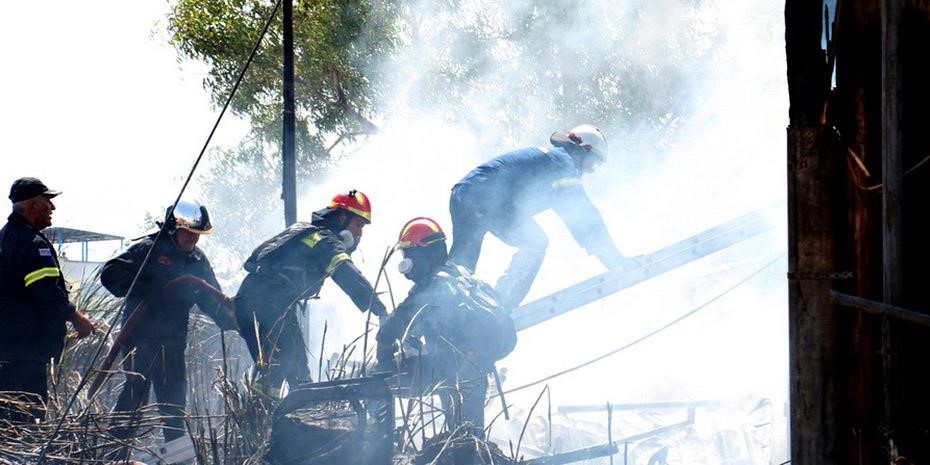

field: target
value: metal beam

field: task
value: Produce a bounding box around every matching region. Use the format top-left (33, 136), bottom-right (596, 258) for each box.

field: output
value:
top-left (558, 400), bottom-right (719, 414)
top-left (512, 202), bottom-right (782, 331)
top-left (523, 407), bottom-right (697, 465)
top-left (522, 443), bottom-right (619, 465)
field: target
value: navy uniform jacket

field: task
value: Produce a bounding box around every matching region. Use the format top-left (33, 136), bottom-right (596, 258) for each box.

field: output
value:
top-left (378, 262), bottom-right (512, 368)
top-left (0, 212), bottom-right (76, 362)
top-left (453, 146), bottom-right (617, 257)
top-left (236, 213), bottom-right (385, 316)
top-left (100, 233), bottom-right (229, 345)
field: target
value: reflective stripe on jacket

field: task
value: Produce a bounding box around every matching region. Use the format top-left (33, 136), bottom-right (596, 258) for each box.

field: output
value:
top-left (0, 212), bottom-right (75, 361)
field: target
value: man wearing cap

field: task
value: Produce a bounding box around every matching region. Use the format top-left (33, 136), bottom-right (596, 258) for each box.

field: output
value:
top-left (449, 124), bottom-right (639, 309)
top-left (0, 177), bottom-right (95, 421)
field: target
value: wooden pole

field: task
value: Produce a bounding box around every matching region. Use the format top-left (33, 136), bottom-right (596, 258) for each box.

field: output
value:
top-left (786, 0), bottom-right (838, 463)
top-left (880, 0), bottom-right (903, 446)
top-left (788, 125), bottom-right (839, 465)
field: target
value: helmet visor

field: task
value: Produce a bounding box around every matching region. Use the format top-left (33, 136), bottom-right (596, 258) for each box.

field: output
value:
top-left (173, 202), bottom-right (212, 234)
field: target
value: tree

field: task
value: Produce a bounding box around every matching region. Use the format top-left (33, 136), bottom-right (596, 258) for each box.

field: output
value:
top-left (166, 0), bottom-right (720, 277)
top-left (169, 0), bottom-right (398, 148)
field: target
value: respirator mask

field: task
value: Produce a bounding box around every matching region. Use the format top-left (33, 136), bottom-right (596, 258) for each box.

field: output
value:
top-left (339, 230), bottom-right (357, 251)
top-left (398, 258), bottom-right (414, 276)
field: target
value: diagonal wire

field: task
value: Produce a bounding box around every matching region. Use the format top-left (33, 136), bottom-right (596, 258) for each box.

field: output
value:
top-left (37, 1), bottom-right (283, 462)
top-left (493, 251), bottom-right (786, 398)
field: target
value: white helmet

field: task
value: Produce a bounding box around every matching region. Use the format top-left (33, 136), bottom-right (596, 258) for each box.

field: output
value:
top-left (551, 124), bottom-right (608, 161)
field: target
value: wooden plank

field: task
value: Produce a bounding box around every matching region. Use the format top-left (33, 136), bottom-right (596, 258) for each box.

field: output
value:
top-left (832, 291), bottom-right (930, 328)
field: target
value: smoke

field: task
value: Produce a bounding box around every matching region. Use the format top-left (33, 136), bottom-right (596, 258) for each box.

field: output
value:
top-left (197, 0), bottom-right (787, 460)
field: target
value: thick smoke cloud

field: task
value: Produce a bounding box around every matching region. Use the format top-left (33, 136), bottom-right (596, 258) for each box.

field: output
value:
top-left (198, 0), bottom-right (787, 461)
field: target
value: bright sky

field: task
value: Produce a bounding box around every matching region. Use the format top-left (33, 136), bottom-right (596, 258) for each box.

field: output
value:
top-left (1, 1), bottom-right (247, 242)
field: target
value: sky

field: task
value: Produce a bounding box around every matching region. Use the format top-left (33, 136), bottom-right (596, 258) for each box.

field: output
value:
top-left (1, 1), bottom-right (789, 462)
top-left (1, 1), bottom-right (249, 249)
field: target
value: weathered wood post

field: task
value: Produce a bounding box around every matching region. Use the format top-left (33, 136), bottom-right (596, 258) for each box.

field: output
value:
top-left (786, 1), bottom-right (840, 464)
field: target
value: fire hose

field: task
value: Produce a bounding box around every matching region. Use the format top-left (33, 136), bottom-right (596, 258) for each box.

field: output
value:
top-left (87, 275), bottom-right (234, 398)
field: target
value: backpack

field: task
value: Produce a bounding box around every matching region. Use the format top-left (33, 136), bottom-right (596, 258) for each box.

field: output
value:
top-left (432, 264), bottom-right (517, 364)
top-left (243, 222), bottom-right (314, 273)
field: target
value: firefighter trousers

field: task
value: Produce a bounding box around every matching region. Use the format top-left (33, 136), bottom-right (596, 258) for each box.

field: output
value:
top-left (235, 288), bottom-right (311, 390)
top-left (0, 359), bottom-right (48, 422)
top-left (110, 339), bottom-right (187, 442)
top-left (449, 187), bottom-right (548, 309)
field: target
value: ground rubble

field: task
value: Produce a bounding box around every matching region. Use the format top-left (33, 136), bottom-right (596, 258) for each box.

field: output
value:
top-left (266, 402), bottom-right (513, 465)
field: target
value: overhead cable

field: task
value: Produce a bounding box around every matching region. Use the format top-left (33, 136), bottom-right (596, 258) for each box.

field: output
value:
top-left (37, 1), bottom-right (284, 462)
top-left (493, 252), bottom-right (787, 398)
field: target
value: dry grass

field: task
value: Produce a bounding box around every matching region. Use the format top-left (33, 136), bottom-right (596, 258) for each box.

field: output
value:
top-left (0, 278), bottom-right (277, 464)
top-left (1, 274), bottom-right (522, 465)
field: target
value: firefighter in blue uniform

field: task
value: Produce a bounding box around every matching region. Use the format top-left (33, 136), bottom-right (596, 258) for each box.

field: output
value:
top-left (377, 217), bottom-right (516, 430)
top-left (235, 190), bottom-right (387, 396)
top-left (0, 177), bottom-right (95, 421)
top-left (100, 199), bottom-right (234, 442)
top-left (449, 124), bottom-right (639, 309)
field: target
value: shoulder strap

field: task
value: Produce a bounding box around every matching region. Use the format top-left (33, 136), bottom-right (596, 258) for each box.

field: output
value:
top-left (244, 222), bottom-right (314, 272)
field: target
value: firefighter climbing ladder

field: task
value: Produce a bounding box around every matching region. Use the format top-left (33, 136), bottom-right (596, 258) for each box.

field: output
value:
top-left (512, 201), bottom-right (784, 331)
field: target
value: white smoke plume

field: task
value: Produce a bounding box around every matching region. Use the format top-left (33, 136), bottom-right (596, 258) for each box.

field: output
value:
top-left (193, 0), bottom-right (788, 461)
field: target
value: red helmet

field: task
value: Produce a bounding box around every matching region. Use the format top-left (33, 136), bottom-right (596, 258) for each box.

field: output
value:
top-left (327, 190), bottom-right (372, 223)
top-left (396, 217), bottom-right (446, 250)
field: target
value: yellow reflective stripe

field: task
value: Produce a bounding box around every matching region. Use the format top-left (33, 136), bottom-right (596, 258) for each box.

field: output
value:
top-left (551, 177), bottom-right (582, 189)
top-left (301, 231), bottom-right (323, 248)
top-left (325, 253), bottom-right (351, 275)
top-left (345, 205), bottom-right (371, 222)
top-left (24, 267), bottom-right (60, 287)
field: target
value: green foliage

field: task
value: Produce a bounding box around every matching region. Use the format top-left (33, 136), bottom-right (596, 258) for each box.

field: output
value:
top-left (168, 0), bottom-right (401, 275)
top-left (166, 0), bottom-right (719, 275)
top-left (382, 0), bottom-right (717, 149)
top-left (168, 0), bottom-right (398, 144)
top-left (167, 0), bottom-right (716, 153)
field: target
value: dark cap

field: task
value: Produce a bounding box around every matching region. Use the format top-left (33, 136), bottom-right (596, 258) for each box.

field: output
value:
top-left (9, 177), bottom-right (62, 203)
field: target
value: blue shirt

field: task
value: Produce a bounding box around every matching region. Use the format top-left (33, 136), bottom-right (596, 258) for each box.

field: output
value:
top-left (454, 146), bottom-right (617, 257)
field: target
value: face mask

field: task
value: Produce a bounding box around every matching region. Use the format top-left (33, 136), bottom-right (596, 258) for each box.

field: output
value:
top-left (398, 258), bottom-right (414, 276)
top-left (339, 230), bottom-right (356, 250)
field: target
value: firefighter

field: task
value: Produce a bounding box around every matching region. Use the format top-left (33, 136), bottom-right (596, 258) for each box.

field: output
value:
top-left (377, 217), bottom-right (516, 430)
top-left (0, 178), bottom-right (95, 421)
top-left (100, 199), bottom-right (234, 443)
top-left (235, 190), bottom-right (387, 396)
top-left (449, 124), bottom-right (639, 309)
